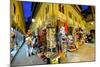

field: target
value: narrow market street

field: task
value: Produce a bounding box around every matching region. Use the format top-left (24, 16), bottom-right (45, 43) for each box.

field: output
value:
top-left (10, 1), bottom-right (95, 66)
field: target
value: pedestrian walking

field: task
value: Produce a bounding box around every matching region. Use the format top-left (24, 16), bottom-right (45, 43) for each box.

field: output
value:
top-left (25, 35), bottom-right (32, 56)
top-left (31, 36), bottom-right (37, 55)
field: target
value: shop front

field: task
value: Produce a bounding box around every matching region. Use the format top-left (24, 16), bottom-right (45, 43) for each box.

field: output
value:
top-left (10, 26), bottom-right (24, 61)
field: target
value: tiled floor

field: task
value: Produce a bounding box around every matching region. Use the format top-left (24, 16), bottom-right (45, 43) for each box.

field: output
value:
top-left (11, 43), bottom-right (46, 66)
top-left (67, 43), bottom-right (95, 62)
top-left (11, 43), bottom-right (95, 66)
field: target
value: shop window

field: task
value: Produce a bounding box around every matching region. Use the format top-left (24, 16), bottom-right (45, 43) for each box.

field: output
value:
top-left (13, 3), bottom-right (16, 14)
top-left (62, 5), bottom-right (64, 13)
top-left (59, 4), bottom-right (61, 12)
top-left (59, 4), bottom-right (64, 14)
top-left (75, 17), bottom-right (77, 22)
top-left (47, 5), bottom-right (49, 13)
top-left (46, 5), bottom-right (49, 14)
top-left (46, 8), bottom-right (48, 14)
top-left (69, 12), bottom-right (72, 18)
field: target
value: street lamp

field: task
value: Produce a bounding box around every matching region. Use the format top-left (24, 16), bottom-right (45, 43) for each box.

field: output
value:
top-left (32, 18), bottom-right (35, 23)
top-left (91, 21), bottom-right (94, 25)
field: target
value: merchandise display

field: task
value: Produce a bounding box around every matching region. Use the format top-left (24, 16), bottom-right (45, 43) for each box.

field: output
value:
top-left (10, 0), bottom-right (95, 66)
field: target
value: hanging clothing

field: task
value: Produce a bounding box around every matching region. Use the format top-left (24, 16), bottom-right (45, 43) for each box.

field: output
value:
top-left (38, 34), bottom-right (42, 47)
top-left (64, 22), bottom-right (68, 34)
